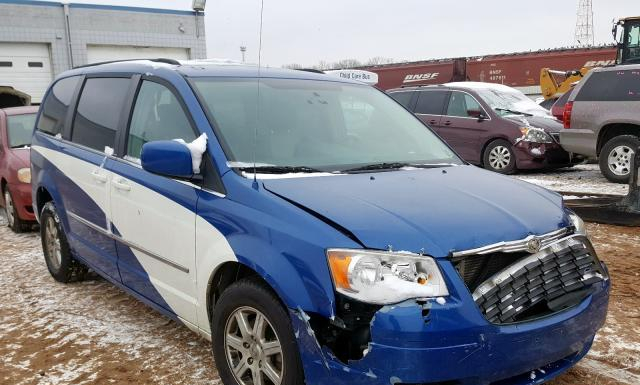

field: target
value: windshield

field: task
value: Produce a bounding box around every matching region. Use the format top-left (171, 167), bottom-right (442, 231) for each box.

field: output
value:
top-left (192, 78), bottom-right (462, 172)
top-left (474, 88), bottom-right (550, 117)
top-left (7, 113), bottom-right (36, 148)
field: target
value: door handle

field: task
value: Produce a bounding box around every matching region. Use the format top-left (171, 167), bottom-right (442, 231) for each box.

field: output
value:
top-left (443, 120), bottom-right (452, 126)
top-left (91, 170), bottom-right (108, 183)
top-left (112, 178), bottom-right (131, 192)
top-left (428, 119), bottom-right (438, 125)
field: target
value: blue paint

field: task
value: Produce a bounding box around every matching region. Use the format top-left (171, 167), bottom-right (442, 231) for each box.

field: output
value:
top-left (113, 227), bottom-right (176, 316)
top-left (31, 60), bottom-right (611, 385)
top-left (263, 165), bottom-right (569, 257)
top-left (30, 135), bottom-right (120, 281)
top-left (293, 279), bottom-right (609, 385)
top-left (141, 140), bottom-right (194, 179)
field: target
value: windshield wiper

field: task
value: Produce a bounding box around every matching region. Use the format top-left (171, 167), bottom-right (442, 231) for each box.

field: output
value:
top-left (236, 165), bottom-right (323, 174)
top-left (342, 162), bottom-right (452, 173)
top-left (10, 144), bottom-right (30, 149)
top-left (494, 108), bottom-right (533, 117)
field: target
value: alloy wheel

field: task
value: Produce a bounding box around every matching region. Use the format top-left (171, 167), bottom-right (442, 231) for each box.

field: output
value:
top-left (44, 216), bottom-right (62, 269)
top-left (607, 145), bottom-right (633, 176)
top-left (224, 306), bottom-right (284, 385)
top-left (488, 145), bottom-right (512, 170)
top-left (4, 190), bottom-right (15, 228)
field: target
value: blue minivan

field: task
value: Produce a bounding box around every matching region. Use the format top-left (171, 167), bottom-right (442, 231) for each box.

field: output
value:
top-left (31, 60), bottom-right (609, 385)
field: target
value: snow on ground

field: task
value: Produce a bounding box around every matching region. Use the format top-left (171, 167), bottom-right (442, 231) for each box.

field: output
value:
top-left (0, 211), bottom-right (221, 385)
top-left (513, 164), bottom-right (629, 196)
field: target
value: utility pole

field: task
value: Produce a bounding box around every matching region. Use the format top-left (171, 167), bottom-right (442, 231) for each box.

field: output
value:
top-left (240, 46), bottom-right (247, 63)
top-left (574, 0), bottom-right (594, 46)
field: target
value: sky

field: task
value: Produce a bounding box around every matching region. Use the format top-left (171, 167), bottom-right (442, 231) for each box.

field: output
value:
top-left (38, 0), bottom-right (638, 67)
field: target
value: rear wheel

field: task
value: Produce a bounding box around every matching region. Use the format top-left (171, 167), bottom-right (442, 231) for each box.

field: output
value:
top-left (3, 188), bottom-right (26, 233)
top-left (483, 139), bottom-right (516, 174)
top-left (212, 279), bottom-right (304, 385)
top-left (40, 202), bottom-right (88, 283)
top-left (599, 135), bottom-right (640, 183)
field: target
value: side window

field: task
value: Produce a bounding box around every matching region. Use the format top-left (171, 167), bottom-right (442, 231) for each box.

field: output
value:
top-left (389, 91), bottom-right (414, 109)
top-left (414, 91), bottom-right (448, 115)
top-left (446, 92), bottom-right (483, 118)
top-left (126, 81), bottom-right (196, 159)
top-left (71, 78), bottom-right (131, 152)
top-left (576, 70), bottom-right (640, 102)
top-left (36, 76), bottom-right (80, 136)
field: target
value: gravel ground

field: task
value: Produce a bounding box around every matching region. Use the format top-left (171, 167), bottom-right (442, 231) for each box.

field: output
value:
top-left (0, 165), bottom-right (638, 385)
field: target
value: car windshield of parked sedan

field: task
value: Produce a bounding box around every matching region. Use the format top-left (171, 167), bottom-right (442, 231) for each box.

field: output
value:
top-left (192, 77), bottom-right (462, 173)
top-left (475, 87), bottom-right (551, 117)
top-left (7, 113), bottom-right (36, 148)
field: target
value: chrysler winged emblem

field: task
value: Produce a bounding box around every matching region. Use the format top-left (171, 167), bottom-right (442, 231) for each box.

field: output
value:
top-left (526, 237), bottom-right (542, 253)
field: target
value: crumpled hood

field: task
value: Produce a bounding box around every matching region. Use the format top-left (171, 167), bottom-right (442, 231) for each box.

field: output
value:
top-left (503, 114), bottom-right (564, 133)
top-left (263, 166), bottom-right (569, 258)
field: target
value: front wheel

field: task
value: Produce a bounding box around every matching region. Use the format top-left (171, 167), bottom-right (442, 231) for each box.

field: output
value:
top-left (599, 135), bottom-right (640, 184)
top-left (483, 139), bottom-right (516, 174)
top-left (212, 279), bottom-right (304, 385)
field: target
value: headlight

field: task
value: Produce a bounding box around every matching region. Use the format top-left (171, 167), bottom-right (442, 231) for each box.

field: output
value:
top-left (518, 126), bottom-right (553, 143)
top-left (327, 249), bottom-right (449, 305)
top-left (17, 168), bottom-right (31, 184)
top-left (569, 212), bottom-right (587, 236)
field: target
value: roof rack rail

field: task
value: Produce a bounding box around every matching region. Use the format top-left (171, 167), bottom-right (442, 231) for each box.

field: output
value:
top-left (399, 84), bottom-right (443, 88)
top-left (73, 58), bottom-right (181, 69)
top-left (295, 68), bottom-right (325, 74)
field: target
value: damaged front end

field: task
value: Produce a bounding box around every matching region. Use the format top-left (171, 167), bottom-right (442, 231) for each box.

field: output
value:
top-left (289, 236), bottom-right (610, 385)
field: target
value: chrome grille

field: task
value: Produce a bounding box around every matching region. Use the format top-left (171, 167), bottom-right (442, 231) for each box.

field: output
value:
top-left (470, 235), bottom-right (607, 324)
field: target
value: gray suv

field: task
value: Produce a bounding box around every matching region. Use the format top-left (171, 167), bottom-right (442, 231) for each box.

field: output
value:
top-left (560, 64), bottom-right (640, 183)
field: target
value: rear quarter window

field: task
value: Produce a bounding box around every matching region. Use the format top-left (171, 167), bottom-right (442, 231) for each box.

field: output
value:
top-left (575, 70), bottom-right (640, 102)
top-left (36, 76), bottom-right (81, 136)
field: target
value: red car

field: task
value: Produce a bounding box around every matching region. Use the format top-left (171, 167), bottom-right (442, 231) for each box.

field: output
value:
top-left (0, 106), bottom-right (38, 232)
top-left (550, 91), bottom-right (572, 121)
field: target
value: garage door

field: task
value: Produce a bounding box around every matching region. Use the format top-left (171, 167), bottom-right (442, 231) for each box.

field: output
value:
top-left (0, 42), bottom-right (53, 104)
top-left (87, 45), bottom-right (190, 64)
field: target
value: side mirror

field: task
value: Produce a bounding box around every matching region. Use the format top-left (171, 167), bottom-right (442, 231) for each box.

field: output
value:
top-left (468, 109), bottom-right (487, 120)
top-left (141, 140), bottom-right (194, 179)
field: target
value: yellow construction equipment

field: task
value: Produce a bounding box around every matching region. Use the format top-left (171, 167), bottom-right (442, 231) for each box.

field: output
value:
top-left (539, 67), bottom-right (589, 100)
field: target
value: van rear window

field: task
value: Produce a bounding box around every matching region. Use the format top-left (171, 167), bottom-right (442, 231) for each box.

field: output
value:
top-left (576, 70), bottom-right (640, 102)
top-left (36, 76), bottom-right (80, 136)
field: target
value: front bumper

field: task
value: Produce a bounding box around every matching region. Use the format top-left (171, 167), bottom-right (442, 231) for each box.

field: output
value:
top-left (291, 263), bottom-right (609, 385)
top-left (7, 182), bottom-right (35, 222)
top-left (514, 141), bottom-right (582, 170)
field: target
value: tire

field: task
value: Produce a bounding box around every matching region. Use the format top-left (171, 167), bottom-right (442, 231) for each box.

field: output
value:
top-left (3, 187), bottom-right (28, 233)
top-left (483, 139), bottom-right (517, 174)
top-left (40, 201), bottom-right (88, 283)
top-left (599, 135), bottom-right (640, 184)
top-left (212, 279), bottom-right (304, 385)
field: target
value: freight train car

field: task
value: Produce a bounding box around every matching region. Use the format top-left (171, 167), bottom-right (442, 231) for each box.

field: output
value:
top-left (360, 45), bottom-right (616, 97)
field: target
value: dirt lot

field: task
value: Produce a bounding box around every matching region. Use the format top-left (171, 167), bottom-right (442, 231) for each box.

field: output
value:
top-left (0, 166), bottom-right (638, 385)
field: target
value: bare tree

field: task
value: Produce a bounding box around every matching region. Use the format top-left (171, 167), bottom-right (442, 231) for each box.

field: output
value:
top-left (332, 58), bottom-right (362, 69)
top-left (365, 56), bottom-right (395, 65)
top-left (282, 63), bottom-right (304, 69)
